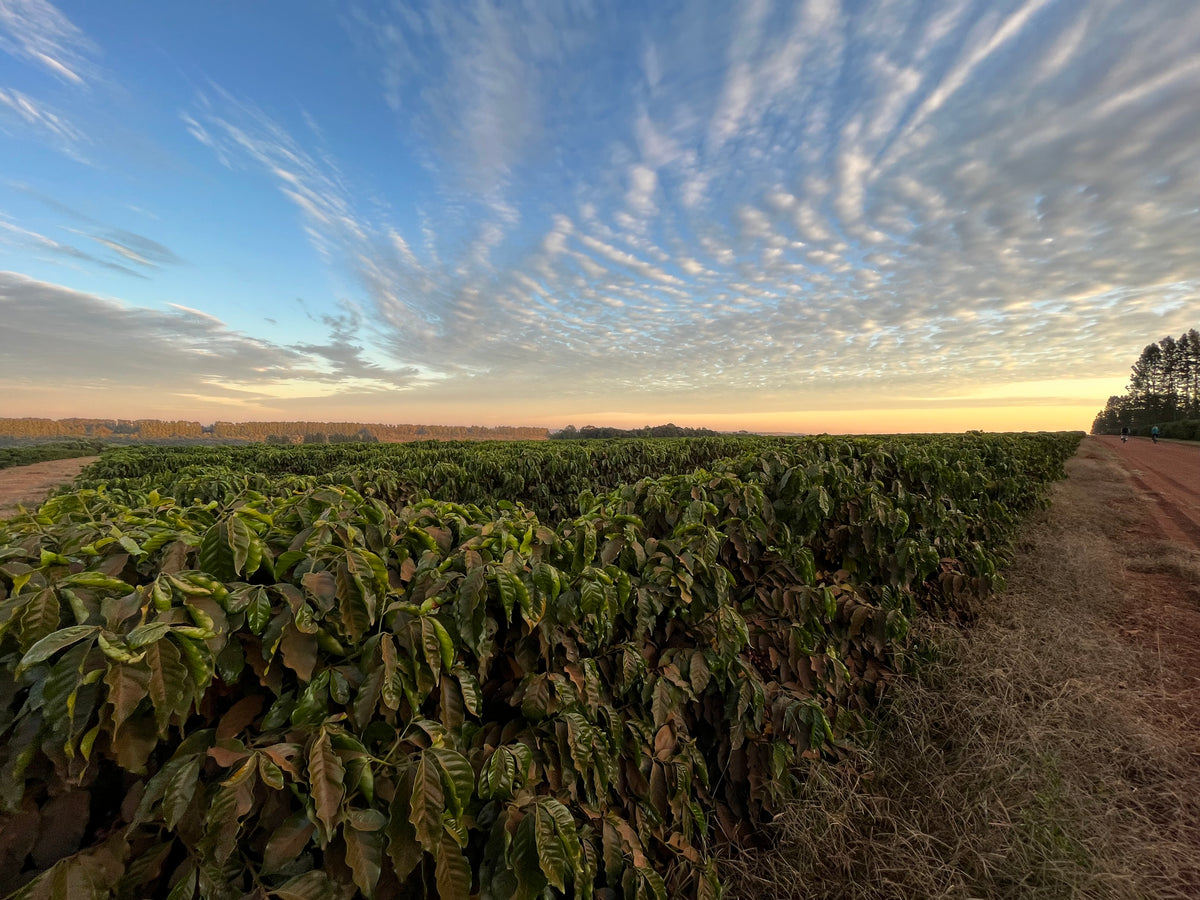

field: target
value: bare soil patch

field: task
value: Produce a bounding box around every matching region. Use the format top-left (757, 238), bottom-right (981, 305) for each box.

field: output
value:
top-left (1097, 434), bottom-right (1200, 760)
top-left (0, 457), bottom-right (99, 518)
top-left (1098, 434), bottom-right (1200, 547)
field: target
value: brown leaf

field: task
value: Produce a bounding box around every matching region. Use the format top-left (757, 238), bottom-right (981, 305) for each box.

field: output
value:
top-left (31, 791), bottom-right (90, 870)
top-left (280, 624), bottom-right (318, 682)
top-left (301, 571), bottom-right (337, 607)
top-left (104, 663), bottom-right (151, 736)
top-left (262, 813), bottom-right (316, 875)
top-left (649, 762), bottom-right (669, 817)
top-left (112, 713), bottom-right (158, 774)
top-left (309, 729), bottom-right (346, 844)
top-left (159, 541), bottom-right (189, 575)
top-left (0, 807), bottom-right (40, 878)
top-left (208, 740), bottom-right (251, 768)
top-left (434, 844), bottom-right (471, 900)
top-left (652, 722), bottom-right (676, 760)
top-left (272, 869), bottom-right (337, 900)
top-left (611, 817), bottom-right (647, 868)
top-left (399, 557), bottom-right (416, 583)
top-left (216, 695), bottom-right (265, 742)
top-left (96, 553), bottom-right (130, 577)
top-left (344, 826), bottom-right (384, 897)
top-left (386, 767), bottom-right (421, 883)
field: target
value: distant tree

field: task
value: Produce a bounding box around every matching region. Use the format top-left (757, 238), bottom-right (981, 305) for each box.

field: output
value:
top-left (550, 422), bottom-right (721, 439)
top-left (1092, 327), bottom-right (1200, 434)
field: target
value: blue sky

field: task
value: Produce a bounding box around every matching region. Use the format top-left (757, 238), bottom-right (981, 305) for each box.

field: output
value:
top-left (1, 0), bottom-right (1198, 432)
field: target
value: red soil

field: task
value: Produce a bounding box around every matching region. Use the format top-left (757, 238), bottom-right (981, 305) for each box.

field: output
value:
top-left (1095, 435), bottom-right (1200, 725)
top-left (0, 457), bottom-right (99, 519)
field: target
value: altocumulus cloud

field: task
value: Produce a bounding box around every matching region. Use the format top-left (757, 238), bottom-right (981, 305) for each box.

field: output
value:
top-left (173, 0), bottom-right (1200, 414)
top-left (5, 0), bottom-right (1196, 424)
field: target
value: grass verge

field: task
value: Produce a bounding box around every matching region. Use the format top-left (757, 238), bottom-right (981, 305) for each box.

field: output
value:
top-left (724, 438), bottom-right (1200, 899)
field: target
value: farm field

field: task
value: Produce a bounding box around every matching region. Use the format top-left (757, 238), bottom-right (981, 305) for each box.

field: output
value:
top-left (728, 436), bottom-right (1200, 898)
top-left (0, 434), bottom-right (1082, 898)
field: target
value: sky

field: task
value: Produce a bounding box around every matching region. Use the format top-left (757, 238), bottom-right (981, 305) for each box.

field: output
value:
top-left (1, 0), bottom-right (1198, 434)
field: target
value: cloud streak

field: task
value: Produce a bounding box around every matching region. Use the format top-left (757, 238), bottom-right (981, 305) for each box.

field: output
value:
top-left (0, 0), bottom-right (96, 85)
top-left (0, 272), bottom-right (422, 406)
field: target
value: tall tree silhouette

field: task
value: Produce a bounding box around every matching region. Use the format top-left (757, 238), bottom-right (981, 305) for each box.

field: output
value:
top-left (1093, 328), bottom-right (1200, 433)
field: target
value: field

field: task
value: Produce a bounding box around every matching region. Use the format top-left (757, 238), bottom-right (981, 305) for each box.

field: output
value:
top-left (0, 434), bottom-right (1082, 898)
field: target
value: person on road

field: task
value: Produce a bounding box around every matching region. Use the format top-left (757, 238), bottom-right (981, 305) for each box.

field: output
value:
top-left (1151, 424), bottom-right (1160, 444)
top-left (1121, 426), bottom-right (1129, 443)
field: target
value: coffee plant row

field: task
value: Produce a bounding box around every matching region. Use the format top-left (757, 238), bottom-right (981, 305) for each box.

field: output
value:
top-left (0, 433), bottom-right (1081, 898)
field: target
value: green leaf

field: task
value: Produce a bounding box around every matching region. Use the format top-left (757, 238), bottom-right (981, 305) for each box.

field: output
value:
top-left (199, 516), bottom-right (256, 580)
top-left (512, 812), bottom-right (548, 898)
top-left (580, 578), bottom-right (605, 615)
top-left (291, 671), bottom-right (331, 726)
top-left (163, 756), bottom-right (201, 829)
top-left (534, 800), bottom-right (570, 892)
top-left (495, 571), bottom-right (517, 621)
top-left (243, 588), bottom-right (271, 635)
top-left (258, 754), bottom-right (285, 790)
top-left (419, 617), bottom-right (444, 683)
top-left (479, 746), bottom-right (517, 800)
top-left (145, 638), bottom-right (192, 735)
top-left (542, 798), bottom-right (581, 872)
top-left (431, 748), bottom-right (474, 816)
top-left (172, 634), bottom-right (214, 694)
top-left (454, 666), bottom-right (482, 717)
top-left (79, 724), bottom-right (101, 762)
top-left (17, 587), bottom-right (62, 652)
top-left (97, 631), bottom-right (146, 663)
top-left (60, 572), bottom-right (134, 593)
top-left (16, 624), bottom-right (99, 673)
top-left (165, 864), bottom-right (196, 900)
top-left (126, 621), bottom-right (171, 648)
top-left (430, 616), bottom-right (455, 672)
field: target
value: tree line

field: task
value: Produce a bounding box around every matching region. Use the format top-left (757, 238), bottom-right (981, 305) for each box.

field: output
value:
top-left (550, 423), bottom-right (725, 439)
top-left (0, 418), bottom-right (549, 444)
top-left (1092, 328), bottom-right (1200, 434)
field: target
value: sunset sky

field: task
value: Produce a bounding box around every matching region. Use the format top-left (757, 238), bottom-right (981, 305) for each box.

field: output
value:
top-left (1, 0), bottom-right (1198, 434)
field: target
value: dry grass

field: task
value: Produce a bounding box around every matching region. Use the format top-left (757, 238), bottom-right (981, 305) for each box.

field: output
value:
top-left (724, 439), bottom-right (1200, 899)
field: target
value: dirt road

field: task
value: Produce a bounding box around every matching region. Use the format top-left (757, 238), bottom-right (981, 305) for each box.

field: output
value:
top-left (0, 456), bottom-right (99, 518)
top-left (1094, 434), bottom-right (1200, 732)
top-left (1096, 435), bottom-right (1200, 546)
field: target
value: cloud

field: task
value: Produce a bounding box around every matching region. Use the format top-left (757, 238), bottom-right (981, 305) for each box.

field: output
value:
top-left (0, 219), bottom-right (145, 277)
top-left (896, 0), bottom-right (1056, 150)
top-left (0, 199), bottom-right (186, 278)
top-left (177, 0), bottom-right (1200, 422)
top-left (0, 272), bottom-right (421, 406)
top-left (624, 165), bottom-right (659, 219)
top-left (0, 0), bottom-right (96, 85)
top-left (342, 1), bottom-right (603, 218)
top-left (0, 87), bottom-right (83, 146)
